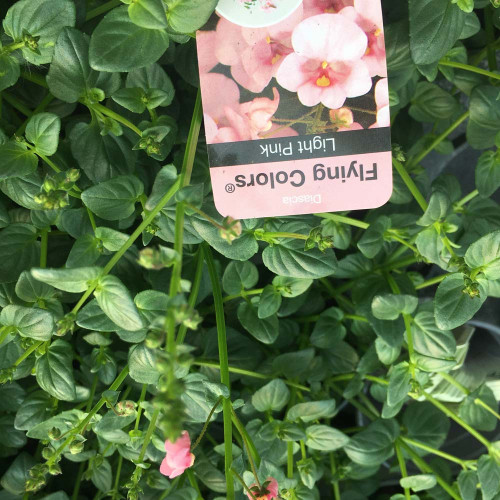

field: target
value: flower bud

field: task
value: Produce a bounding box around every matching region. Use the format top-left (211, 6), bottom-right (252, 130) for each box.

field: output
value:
top-left (116, 400), bottom-right (136, 417)
top-left (219, 216), bottom-right (242, 243)
top-left (41, 446), bottom-right (55, 460)
top-left (69, 440), bottom-right (85, 455)
top-left (48, 463), bottom-right (62, 476)
top-left (48, 427), bottom-right (62, 440)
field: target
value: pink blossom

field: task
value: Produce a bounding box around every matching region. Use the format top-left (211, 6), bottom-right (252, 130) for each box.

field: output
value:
top-left (370, 78), bottom-right (390, 128)
top-left (276, 14), bottom-right (372, 109)
top-left (159, 431), bottom-right (195, 479)
top-left (214, 6), bottom-right (303, 93)
top-left (197, 31), bottom-right (218, 75)
top-left (246, 477), bottom-right (279, 500)
top-left (340, 0), bottom-right (387, 77)
top-left (199, 73), bottom-right (240, 123)
top-left (329, 107), bottom-right (363, 131)
top-left (303, 0), bottom-right (354, 17)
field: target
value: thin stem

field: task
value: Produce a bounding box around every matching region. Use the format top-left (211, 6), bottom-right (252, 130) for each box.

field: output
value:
top-left (87, 208), bottom-right (97, 233)
top-left (231, 468), bottom-right (257, 500)
top-left (300, 440), bottom-right (307, 460)
top-left (400, 437), bottom-right (470, 469)
top-left (137, 407), bottom-right (159, 463)
top-left (111, 454), bottom-right (123, 500)
top-left (399, 440), bottom-right (461, 500)
top-left (455, 189), bottom-right (479, 208)
top-left (410, 111), bottom-right (470, 167)
top-left (85, 0), bottom-right (121, 20)
top-left (194, 360), bottom-right (311, 392)
top-left (192, 396), bottom-right (222, 451)
top-left (2, 92), bottom-right (32, 116)
top-left (287, 442), bottom-right (294, 479)
top-left (70, 177), bottom-right (182, 316)
top-left (315, 212), bottom-right (369, 230)
top-left (134, 384), bottom-right (148, 431)
top-left (0, 326), bottom-right (15, 346)
top-left (439, 60), bottom-right (500, 80)
top-left (186, 469), bottom-right (203, 500)
top-left (330, 453), bottom-right (341, 500)
top-left (415, 274), bottom-right (451, 290)
top-left (260, 231), bottom-right (309, 241)
top-left (395, 442), bottom-right (411, 500)
top-left (40, 229), bottom-right (48, 268)
top-left (13, 341), bottom-right (43, 367)
top-left (203, 244), bottom-right (234, 500)
top-left (223, 288), bottom-right (265, 303)
top-left (91, 103), bottom-right (142, 136)
top-left (231, 407), bottom-right (261, 468)
top-left (392, 159), bottom-right (428, 212)
top-left (72, 462), bottom-right (85, 500)
top-left (86, 374), bottom-right (99, 412)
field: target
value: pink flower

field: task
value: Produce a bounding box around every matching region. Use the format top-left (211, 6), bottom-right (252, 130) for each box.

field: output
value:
top-left (303, 0), bottom-right (353, 16)
top-left (276, 14), bottom-right (372, 109)
top-left (246, 477), bottom-right (279, 500)
top-left (199, 73), bottom-right (240, 123)
top-left (370, 78), bottom-right (390, 128)
top-left (329, 107), bottom-right (363, 131)
top-left (214, 6), bottom-right (303, 93)
top-left (159, 431), bottom-right (195, 479)
top-left (240, 87), bottom-right (280, 138)
top-left (340, 0), bottom-right (387, 77)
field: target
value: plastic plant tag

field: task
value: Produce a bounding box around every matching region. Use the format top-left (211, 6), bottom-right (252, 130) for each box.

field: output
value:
top-left (196, 0), bottom-right (392, 219)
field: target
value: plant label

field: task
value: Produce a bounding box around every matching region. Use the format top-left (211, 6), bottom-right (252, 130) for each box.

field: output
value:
top-left (197, 0), bottom-right (392, 219)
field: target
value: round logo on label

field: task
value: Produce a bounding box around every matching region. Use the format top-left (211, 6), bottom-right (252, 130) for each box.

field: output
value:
top-left (216, 0), bottom-right (302, 28)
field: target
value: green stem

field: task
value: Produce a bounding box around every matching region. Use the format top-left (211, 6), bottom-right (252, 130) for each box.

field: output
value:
top-left (16, 93), bottom-right (55, 136)
top-left (287, 442), bottom-right (294, 479)
top-left (344, 314), bottom-right (369, 323)
top-left (231, 406), bottom-right (261, 468)
top-left (87, 208), bottom-right (97, 233)
top-left (415, 273), bottom-right (451, 290)
top-left (0, 326), bottom-right (15, 346)
top-left (400, 437), bottom-right (470, 469)
top-left (231, 468), bottom-right (257, 500)
top-left (72, 462), bottom-right (85, 500)
top-left (2, 92), bottom-right (32, 116)
top-left (134, 384), bottom-right (148, 431)
top-left (70, 176), bottom-right (182, 316)
top-left (395, 442), bottom-right (411, 500)
top-left (330, 453), bottom-right (341, 500)
top-left (203, 244), bottom-right (234, 500)
top-left (90, 103), bottom-right (142, 136)
top-left (223, 288), bottom-right (265, 303)
top-left (485, 7), bottom-right (498, 72)
top-left (315, 213), bottom-right (370, 230)
top-left (1, 41), bottom-right (26, 54)
top-left (191, 396), bottom-right (222, 451)
top-left (259, 231), bottom-right (308, 241)
top-left (186, 469), bottom-right (203, 500)
top-left (300, 440), bottom-right (307, 460)
top-left (455, 189), bottom-right (479, 208)
top-left (86, 374), bottom-right (99, 412)
top-left (111, 454), bottom-right (123, 500)
top-left (40, 229), bottom-right (48, 268)
top-left (439, 60), bottom-right (499, 80)
top-left (420, 389), bottom-right (491, 451)
top-left (399, 440), bottom-right (461, 500)
top-left (20, 71), bottom-right (49, 88)
top-left (194, 360), bottom-right (310, 392)
top-left (85, 0), bottom-right (121, 20)
top-left (14, 341), bottom-right (43, 367)
top-left (392, 159), bottom-right (428, 212)
top-left (176, 250), bottom-right (204, 345)
top-left (410, 111), bottom-right (470, 166)
top-left (137, 407), bottom-right (159, 463)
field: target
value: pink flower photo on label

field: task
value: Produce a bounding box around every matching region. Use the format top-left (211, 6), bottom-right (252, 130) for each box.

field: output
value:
top-left (370, 78), bottom-right (390, 128)
top-left (276, 14), bottom-right (372, 109)
top-left (303, 0), bottom-right (353, 16)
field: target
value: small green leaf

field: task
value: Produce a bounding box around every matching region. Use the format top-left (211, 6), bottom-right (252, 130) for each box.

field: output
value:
top-left (372, 294), bottom-right (418, 320)
top-left (222, 261), bottom-right (258, 295)
top-left (15, 270), bottom-right (54, 302)
top-left (465, 230), bottom-right (500, 280)
top-left (258, 285), bottom-right (282, 319)
top-left (287, 400), bottom-right (336, 423)
top-left (467, 85), bottom-right (500, 150)
top-left (458, 384), bottom-right (498, 431)
top-left (81, 175), bottom-right (143, 221)
top-left (237, 301), bottom-right (279, 345)
top-left (0, 53), bottom-right (20, 92)
top-left (357, 216), bottom-right (391, 259)
top-left (25, 113), bottom-right (61, 156)
top-left (128, 343), bottom-right (159, 384)
top-left (458, 470), bottom-right (479, 500)
top-left (478, 454), bottom-right (500, 500)
top-left (164, 0), bottom-right (218, 33)
top-left (252, 379), bottom-right (290, 412)
top-left (400, 474), bottom-right (437, 492)
top-left (35, 340), bottom-right (76, 401)
top-left (128, 0), bottom-right (168, 29)
top-left (305, 425), bottom-right (349, 451)
top-left (0, 305), bottom-right (55, 341)
top-left (95, 227), bottom-right (129, 251)
top-left (31, 266), bottom-right (102, 293)
top-left (387, 362), bottom-right (411, 407)
top-left (476, 151), bottom-right (500, 198)
top-left (0, 142), bottom-right (38, 181)
top-left (94, 275), bottom-right (144, 331)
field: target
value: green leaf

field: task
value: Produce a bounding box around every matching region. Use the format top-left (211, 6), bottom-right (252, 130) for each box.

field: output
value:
top-left (434, 273), bottom-right (487, 330)
top-left (31, 266), bottom-right (102, 293)
top-left (409, 0), bottom-right (465, 65)
top-left (478, 454), bottom-right (500, 500)
top-left (128, 0), bottom-right (167, 29)
top-left (94, 275), bottom-right (144, 331)
top-left (0, 305), bottom-right (55, 341)
top-left (15, 270), bottom-right (54, 302)
top-left (0, 53), bottom-right (20, 92)
top-left (26, 409), bottom-right (85, 439)
top-left (272, 276), bottom-right (313, 297)
top-left (35, 340), bottom-right (76, 401)
top-left (458, 384), bottom-right (498, 431)
top-left (3, 0), bottom-right (76, 65)
top-left (258, 285), bottom-right (282, 319)
top-left (95, 227), bottom-right (129, 252)
top-left (0, 452), bottom-right (35, 495)
top-left (403, 402), bottom-right (450, 452)
top-left (411, 311), bottom-right (457, 372)
top-left (409, 82), bottom-right (459, 122)
top-left (416, 191), bottom-right (451, 226)
top-left (14, 391), bottom-right (53, 431)
top-left (263, 239), bottom-right (337, 279)
top-left (344, 420), bottom-right (399, 466)
top-left (0, 142), bottom-right (38, 181)
top-left (252, 379), bottom-right (290, 412)
top-left (81, 175), bottom-right (143, 221)
top-left (465, 230), bottom-right (500, 280)
top-left (0, 382), bottom-right (25, 412)
top-left (89, 7), bottom-right (169, 72)
top-left (400, 474), bottom-right (437, 492)
top-left (25, 113), bottom-right (61, 156)
top-left (1, 173), bottom-right (43, 209)
top-left (273, 349), bottom-right (315, 380)
top-left (467, 85), bottom-right (500, 149)
top-left (222, 261), bottom-right (258, 295)
top-left (310, 307), bottom-right (346, 349)
top-left (458, 470), bottom-right (479, 500)
top-left (66, 234), bottom-right (101, 268)
top-left (76, 299), bottom-right (119, 332)
top-left (164, 0), bottom-right (218, 33)
top-left (287, 400), bottom-right (336, 423)
top-left (476, 150), bottom-right (500, 198)
top-left (126, 63), bottom-right (175, 108)
top-left (357, 216), bottom-right (391, 259)
top-left (237, 301), bottom-right (279, 345)
top-left (387, 362), bottom-right (412, 407)
top-left (0, 224), bottom-right (40, 284)
top-left (91, 458), bottom-right (112, 493)
top-left (0, 415), bottom-right (27, 449)
top-left (372, 294), bottom-right (418, 320)
top-left (305, 425), bottom-right (349, 451)
top-left (70, 123), bottom-right (135, 183)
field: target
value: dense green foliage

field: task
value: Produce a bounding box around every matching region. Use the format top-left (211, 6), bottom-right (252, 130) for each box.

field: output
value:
top-left (0, 0), bottom-right (499, 499)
